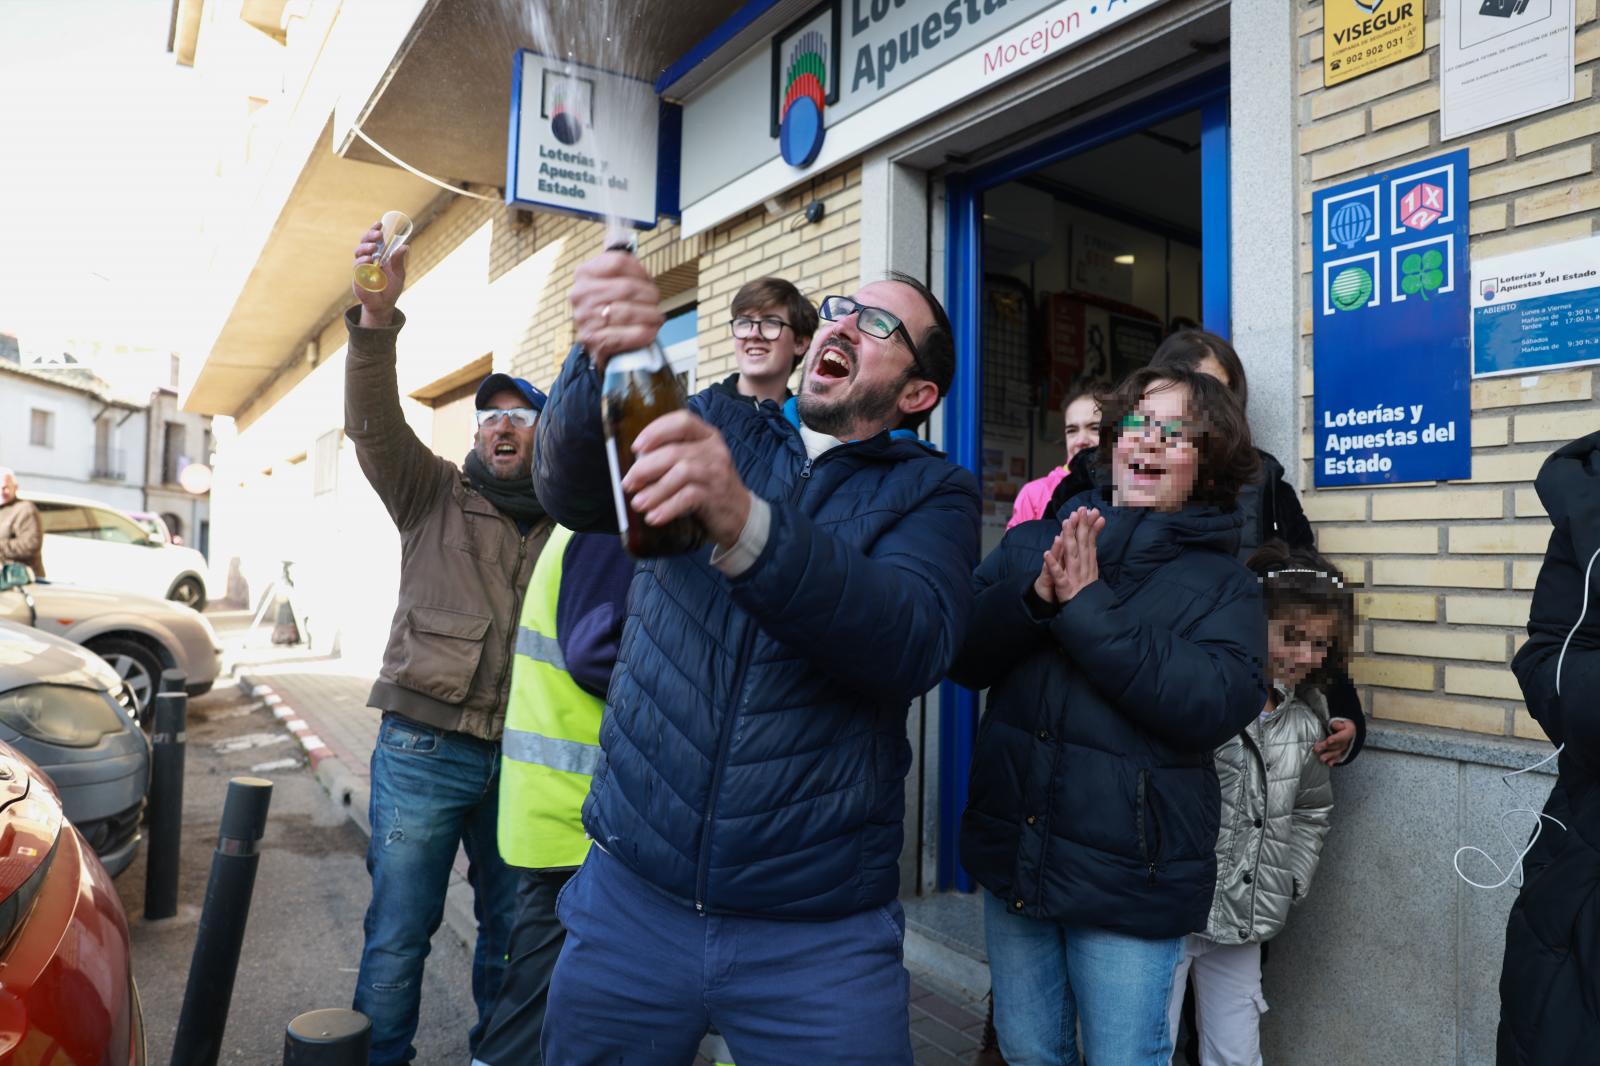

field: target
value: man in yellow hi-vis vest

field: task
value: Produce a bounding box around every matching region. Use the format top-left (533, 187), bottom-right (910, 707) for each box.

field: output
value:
top-left (472, 524), bottom-right (633, 1066)
top-left (472, 525), bottom-right (738, 1066)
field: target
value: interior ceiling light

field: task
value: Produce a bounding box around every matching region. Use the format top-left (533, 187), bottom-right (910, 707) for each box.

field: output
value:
top-left (1114, 254), bottom-right (1136, 265)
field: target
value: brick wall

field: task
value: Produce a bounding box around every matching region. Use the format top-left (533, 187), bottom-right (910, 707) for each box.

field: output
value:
top-left (484, 163), bottom-right (862, 389)
top-left (694, 165), bottom-right (864, 383)
top-left (1295, 0), bottom-right (1599, 737)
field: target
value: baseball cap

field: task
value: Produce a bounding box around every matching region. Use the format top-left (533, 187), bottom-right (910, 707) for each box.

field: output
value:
top-left (476, 372), bottom-right (547, 412)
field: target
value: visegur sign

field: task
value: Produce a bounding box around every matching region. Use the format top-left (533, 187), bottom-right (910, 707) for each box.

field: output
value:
top-left (1322, 0), bottom-right (1423, 87)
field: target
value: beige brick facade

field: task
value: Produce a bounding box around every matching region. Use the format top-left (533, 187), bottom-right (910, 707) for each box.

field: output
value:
top-left (409, 163), bottom-right (862, 393)
top-left (1295, 0), bottom-right (1599, 737)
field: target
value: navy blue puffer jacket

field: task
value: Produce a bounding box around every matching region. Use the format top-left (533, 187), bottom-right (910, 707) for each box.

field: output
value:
top-left (532, 347), bottom-right (981, 919)
top-left (955, 490), bottom-right (1268, 939)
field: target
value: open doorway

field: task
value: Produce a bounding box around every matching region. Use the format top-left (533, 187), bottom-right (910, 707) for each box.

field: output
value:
top-left (939, 74), bottom-right (1230, 892)
top-left (976, 111), bottom-right (1204, 551)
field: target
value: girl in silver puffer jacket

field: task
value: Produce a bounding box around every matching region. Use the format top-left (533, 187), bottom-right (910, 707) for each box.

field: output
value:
top-left (1165, 544), bottom-right (1356, 1066)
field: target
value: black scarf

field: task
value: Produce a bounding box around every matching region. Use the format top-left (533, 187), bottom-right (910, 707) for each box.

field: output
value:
top-left (463, 449), bottom-right (546, 531)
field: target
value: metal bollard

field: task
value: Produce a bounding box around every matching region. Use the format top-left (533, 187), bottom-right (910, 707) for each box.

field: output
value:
top-left (283, 1009), bottom-right (370, 1065)
top-left (144, 669), bottom-right (188, 921)
top-left (170, 776), bottom-right (274, 1066)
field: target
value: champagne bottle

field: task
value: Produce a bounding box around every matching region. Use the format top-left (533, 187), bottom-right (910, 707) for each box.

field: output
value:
top-left (602, 341), bottom-right (705, 557)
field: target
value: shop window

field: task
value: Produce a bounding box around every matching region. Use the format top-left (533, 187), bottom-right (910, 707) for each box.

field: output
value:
top-left (659, 304), bottom-right (698, 394)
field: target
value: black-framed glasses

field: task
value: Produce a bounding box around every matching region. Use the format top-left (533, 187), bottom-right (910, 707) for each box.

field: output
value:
top-left (818, 295), bottom-right (928, 380)
top-left (475, 408), bottom-right (538, 428)
top-left (730, 316), bottom-right (794, 341)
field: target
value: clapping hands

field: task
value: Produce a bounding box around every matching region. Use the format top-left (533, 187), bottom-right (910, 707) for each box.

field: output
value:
top-left (1033, 507), bottom-right (1106, 605)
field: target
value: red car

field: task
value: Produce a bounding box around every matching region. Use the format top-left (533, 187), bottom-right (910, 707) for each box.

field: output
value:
top-left (0, 743), bottom-right (144, 1063)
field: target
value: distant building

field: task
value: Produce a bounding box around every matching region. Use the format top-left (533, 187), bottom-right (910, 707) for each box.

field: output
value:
top-left (144, 386), bottom-right (213, 558)
top-left (0, 351), bottom-right (212, 557)
top-left (0, 360), bottom-right (148, 514)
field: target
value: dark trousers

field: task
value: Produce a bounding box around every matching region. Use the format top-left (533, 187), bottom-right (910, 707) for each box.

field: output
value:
top-left (543, 845), bottom-right (913, 1065)
top-left (473, 867), bottom-right (577, 1066)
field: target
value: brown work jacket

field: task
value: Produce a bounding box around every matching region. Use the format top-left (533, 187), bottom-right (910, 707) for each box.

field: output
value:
top-left (0, 499), bottom-right (44, 577)
top-left (344, 307), bottom-right (551, 741)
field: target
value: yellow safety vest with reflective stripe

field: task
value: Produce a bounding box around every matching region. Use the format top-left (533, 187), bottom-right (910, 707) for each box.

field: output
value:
top-left (498, 524), bottom-right (601, 870)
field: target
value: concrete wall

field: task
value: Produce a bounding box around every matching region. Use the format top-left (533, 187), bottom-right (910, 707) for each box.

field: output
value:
top-left (1264, 726), bottom-right (1555, 1064)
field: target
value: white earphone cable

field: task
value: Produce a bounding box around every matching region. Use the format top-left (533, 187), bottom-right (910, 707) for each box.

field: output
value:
top-left (1454, 542), bottom-right (1598, 890)
top-left (1554, 542), bottom-right (1598, 699)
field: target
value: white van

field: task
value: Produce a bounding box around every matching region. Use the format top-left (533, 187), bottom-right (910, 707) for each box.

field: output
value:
top-left (24, 492), bottom-right (210, 609)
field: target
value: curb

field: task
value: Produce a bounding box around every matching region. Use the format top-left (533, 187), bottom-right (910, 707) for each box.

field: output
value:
top-left (236, 672), bottom-right (480, 953)
top-left (904, 928), bottom-right (991, 1005)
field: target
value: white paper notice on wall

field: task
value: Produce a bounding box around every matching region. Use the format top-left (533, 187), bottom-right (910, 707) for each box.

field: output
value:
top-left (1441, 0), bottom-right (1575, 140)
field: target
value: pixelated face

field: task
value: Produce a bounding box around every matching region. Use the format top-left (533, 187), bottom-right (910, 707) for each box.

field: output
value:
top-left (0, 474), bottom-right (14, 505)
top-left (1063, 396), bottom-right (1102, 466)
top-left (1111, 380), bottom-right (1200, 512)
top-left (473, 389), bottom-right (538, 481)
top-left (1269, 610), bottom-right (1337, 688)
top-left (733, 302), bottom-right (808, 382)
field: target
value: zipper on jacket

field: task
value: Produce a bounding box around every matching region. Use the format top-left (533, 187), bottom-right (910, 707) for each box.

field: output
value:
top-left (1135, 769), bottom-right (1164, 884)
top-left (1135, 770), bottom-right (1156, 883)
top-left (493, 524), bottom-right (536, 712)
top-left (694, 455), bottom-right (815, 912)
top-left (695, 622), bottom-right (757, 913)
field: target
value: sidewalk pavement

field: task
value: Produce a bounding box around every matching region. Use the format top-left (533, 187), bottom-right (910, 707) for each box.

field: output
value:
top-left (233, 650), bottom-right (990, 1065)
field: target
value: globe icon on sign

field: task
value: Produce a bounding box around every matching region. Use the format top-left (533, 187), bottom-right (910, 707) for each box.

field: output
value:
top-left (1330, 201), bottom-right (1374, 249)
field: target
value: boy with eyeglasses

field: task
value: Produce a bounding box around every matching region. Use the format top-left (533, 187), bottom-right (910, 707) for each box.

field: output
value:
top-left (715, 276), bottom-right (819, 407)
top-left (345, 221), bottom-right (555, 1065)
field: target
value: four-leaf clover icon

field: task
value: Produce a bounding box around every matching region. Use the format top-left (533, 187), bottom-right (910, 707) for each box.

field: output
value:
top-left (1401, 248), bottom-right (1445, 301)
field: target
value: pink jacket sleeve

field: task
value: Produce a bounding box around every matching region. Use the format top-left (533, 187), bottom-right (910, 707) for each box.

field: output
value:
top-left (1006, 470), bottom-right (1063, 529)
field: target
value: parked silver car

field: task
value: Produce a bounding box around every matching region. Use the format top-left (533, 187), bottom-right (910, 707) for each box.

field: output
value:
top-left (0, 561), bottom-right (222, 717)
top-left (0, 618), bottom-right (151, 876)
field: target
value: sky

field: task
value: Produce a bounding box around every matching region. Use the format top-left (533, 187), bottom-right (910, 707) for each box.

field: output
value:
top-left (0, 0), bottom-right (216, 360)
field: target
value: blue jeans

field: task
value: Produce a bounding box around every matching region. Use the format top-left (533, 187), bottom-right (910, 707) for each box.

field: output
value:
top-left (354, 715), bottom-right (518, 1065)
top-left (983, 892), bottom-right (1183, 1066)
top-left (543, 845), bottom-right (913, 1065)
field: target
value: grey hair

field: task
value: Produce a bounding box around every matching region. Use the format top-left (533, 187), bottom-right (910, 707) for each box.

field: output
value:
top-left (0, 468), bottom-right (14, 484)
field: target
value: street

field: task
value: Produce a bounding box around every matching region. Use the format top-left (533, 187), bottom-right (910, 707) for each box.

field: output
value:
top-left (115, 673), bottom-right (474, 1063)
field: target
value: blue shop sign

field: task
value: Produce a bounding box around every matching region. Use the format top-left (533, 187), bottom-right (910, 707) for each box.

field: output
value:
top-left (1312, 149), bottom-right (1473, 488)
top-left (1472, 235), bottom-right (1600, 378)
